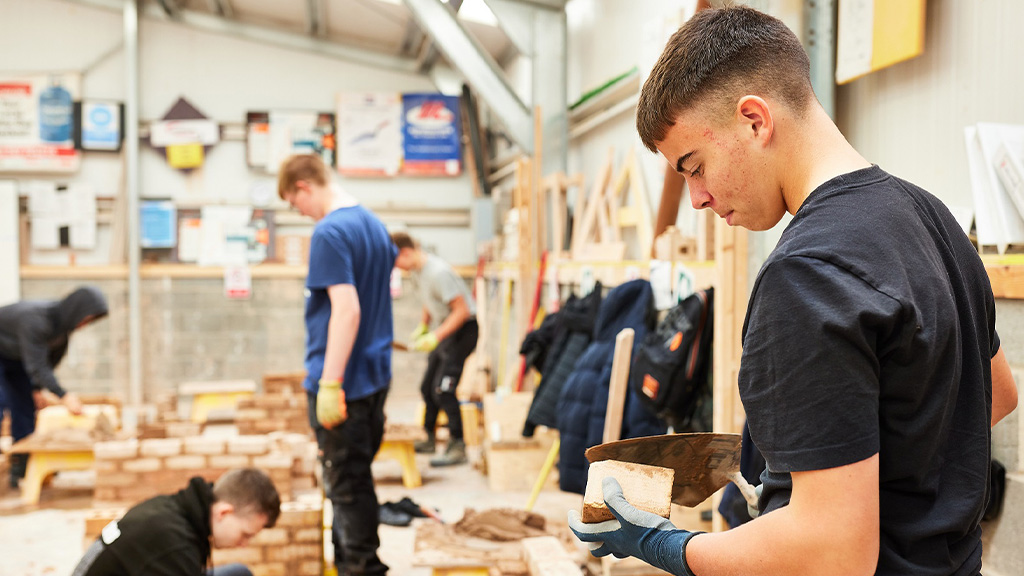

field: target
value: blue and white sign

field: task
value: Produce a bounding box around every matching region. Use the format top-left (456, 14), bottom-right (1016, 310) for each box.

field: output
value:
top-left (140, 200), bottom-right (176, 249)
top-left (401, 93), bottom-right (461, 176)
top-left (81, 101), bottom-right (121, 151)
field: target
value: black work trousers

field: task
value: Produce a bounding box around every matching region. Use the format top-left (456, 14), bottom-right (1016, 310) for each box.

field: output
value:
top-left (420, 319), bottom-right (478, 441)
top-left (307, 387), bottom-right (389, 576)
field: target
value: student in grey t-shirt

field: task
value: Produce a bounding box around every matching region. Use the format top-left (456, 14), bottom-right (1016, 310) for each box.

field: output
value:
top-left (391, 232), bottom-right (478, 466)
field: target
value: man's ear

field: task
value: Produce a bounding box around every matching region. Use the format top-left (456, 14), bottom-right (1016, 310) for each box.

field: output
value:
top-left (736, 95), bottom-right (773, 145)
top-left (211, 501), bottom-right (234, 521)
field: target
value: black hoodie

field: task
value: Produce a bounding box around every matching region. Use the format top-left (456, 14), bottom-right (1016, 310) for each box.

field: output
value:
top-left (0, 286), bottom-right (108, 397)
top-left (76, 477), bottom-right (214, 576)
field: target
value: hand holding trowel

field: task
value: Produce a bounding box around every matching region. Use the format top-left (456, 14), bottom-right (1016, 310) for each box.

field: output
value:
top-left (585, 432), bottom-right (759, 510)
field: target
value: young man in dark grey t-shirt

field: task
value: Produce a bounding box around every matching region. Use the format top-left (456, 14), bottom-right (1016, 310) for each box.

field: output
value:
top-left (391, 231), bottom-right (478, 467)
top-left (569, 6), bottom-right (1018, 576)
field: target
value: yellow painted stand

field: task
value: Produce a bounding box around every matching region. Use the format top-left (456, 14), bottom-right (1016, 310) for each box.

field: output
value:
top-left (190, 391), bottom-right (254, 423)
top-left (430, 568), bottom-right (490, 576)
top-left (14, 445), bottom-right (93, 505)
top-left (375, 440), bottom-right (422, 488)
top-left (415, 402), bottom-right (482, 447)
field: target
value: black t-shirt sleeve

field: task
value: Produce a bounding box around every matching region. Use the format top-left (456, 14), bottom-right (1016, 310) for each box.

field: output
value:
top-left (740, 256), bottom-right (903, 473)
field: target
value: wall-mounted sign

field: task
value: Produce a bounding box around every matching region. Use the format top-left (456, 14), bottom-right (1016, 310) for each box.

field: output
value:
top-left (337, 93), bottom-right (402, 177)
top-left (79, 100), bottom-right (123, 152)
top-left (401, 93), bottom-right (462, 176)
top-left (0, 73), bottom-right (81, 173)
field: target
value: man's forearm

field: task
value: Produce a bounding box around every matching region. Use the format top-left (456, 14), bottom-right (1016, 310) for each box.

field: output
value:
top-left (433, 307), bottom-right (469, 342)
top-left (321, 307), bottom-right (360, 382)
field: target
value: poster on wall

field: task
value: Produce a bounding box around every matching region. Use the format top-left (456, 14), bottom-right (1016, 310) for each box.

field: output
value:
top-left (78, 100), bottom-right (123, 152)
top-left (140, 200), bottom-right (177, 249)
top-left (337, 92), bottom-right (402, 177)
top-left (265, 111), bottom-right (335, 174)
top-left (0, 73), bottom-right (81, 173)
top-left (401, 93), bottom-right (462, 176)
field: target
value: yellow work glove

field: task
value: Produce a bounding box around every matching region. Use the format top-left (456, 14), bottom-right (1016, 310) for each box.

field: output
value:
top-left (413, 332), bottom-right (439, 352)
top-left (410, 322), bottom-right (430, 342)
top-left (316, 379), bottom-right (347, 429)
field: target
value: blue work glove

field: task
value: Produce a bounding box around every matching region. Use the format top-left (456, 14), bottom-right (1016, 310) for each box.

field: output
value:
top-left (568, 477), bottom-right (702, 576)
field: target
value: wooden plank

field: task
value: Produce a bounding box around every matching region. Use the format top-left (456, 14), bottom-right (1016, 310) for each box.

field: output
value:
top-left (602, 328), bottom-right (635, 443)
top-left (986, 264), bottom-right (1024, 299)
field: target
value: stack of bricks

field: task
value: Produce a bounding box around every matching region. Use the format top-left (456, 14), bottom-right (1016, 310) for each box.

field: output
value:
top-left (211, 499), bottom-right (324, 576)
top-left (236, 372), bottom-right (310, 436)
top-left (82, 501), bottom-right (324, 576)
top-left (93, 435), bottom-right (296, 507)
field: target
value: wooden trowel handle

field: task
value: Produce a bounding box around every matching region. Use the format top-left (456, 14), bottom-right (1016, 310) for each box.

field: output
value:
top-left (727, 471), bottom-right (760, 510)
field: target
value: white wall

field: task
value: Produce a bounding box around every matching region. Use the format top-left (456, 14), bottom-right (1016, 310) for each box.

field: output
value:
top-left (0, 0), bottom-right (478, 266)
top-left (837, 0), bottom-right (1024, 218)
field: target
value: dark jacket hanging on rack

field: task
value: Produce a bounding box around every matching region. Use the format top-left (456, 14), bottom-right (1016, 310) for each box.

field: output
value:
top-left (556, 279), bottom-right (665, 494)
top-left (522, 287), bottom-right (603, 436)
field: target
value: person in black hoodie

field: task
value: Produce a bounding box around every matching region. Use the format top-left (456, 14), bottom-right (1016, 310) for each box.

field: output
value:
top-left (72, 468), bottom-right (281, 576)
top-left (0, 285), bottom-right (108, 488)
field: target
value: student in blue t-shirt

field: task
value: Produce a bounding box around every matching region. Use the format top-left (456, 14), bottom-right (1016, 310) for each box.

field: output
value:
top-left (278, 154), bottom-right (396, 576)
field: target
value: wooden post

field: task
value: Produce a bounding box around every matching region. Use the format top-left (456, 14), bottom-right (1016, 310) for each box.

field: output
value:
top-left (711, 218), bottom-right (748, 531)
top-left (602, 328), bottom-right (635, 444)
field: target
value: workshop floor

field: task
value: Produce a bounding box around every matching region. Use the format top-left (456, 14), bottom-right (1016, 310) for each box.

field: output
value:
top-left (0, 372), bottom-right (586, 576)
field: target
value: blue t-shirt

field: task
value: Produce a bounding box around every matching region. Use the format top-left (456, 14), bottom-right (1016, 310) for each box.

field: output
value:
top-left (303, 205), bottom-right (397, 400)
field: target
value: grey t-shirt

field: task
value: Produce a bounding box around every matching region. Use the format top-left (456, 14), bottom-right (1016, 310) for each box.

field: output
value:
top-left (412, 253), bottom-right (476, 325)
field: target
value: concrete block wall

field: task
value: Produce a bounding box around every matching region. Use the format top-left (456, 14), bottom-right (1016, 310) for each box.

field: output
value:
top-left (21, 275), bottom-right (430, 402)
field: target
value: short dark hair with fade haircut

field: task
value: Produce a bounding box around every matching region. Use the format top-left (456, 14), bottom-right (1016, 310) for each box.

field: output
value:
top-left (213, 468), bottom-right (281, 527)
top-left (637, 6), bottom-right (814, 153)
top-left (390, 231), bottom-right (418, 251)
top-left (277, 154), bottom-right (329, 200)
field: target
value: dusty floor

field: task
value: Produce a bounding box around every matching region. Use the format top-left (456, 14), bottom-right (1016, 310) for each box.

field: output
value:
top-left (0, 365), bottom-right (589, 576)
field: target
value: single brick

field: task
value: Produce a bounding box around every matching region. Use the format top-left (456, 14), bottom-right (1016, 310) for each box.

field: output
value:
top-left (209, 454), bottom-right (251, 469)
top-left (165, 421), bottom-right (202, 437)
top-left (253, 453), bottom-right (293, 470)
top-left (96, 472), bottom-right (141, 488)
top-left (292, 528), bottom-right (322, 543)
top-left (122, 458), bottom-right (162, 473)
top-left (296, 561), bottom-right (322, 576)
top-left (266, 544), bottom-right (320, 562)
top-left (582, 460), bottom-right (674, 523)
top-left (166, 455), bottom-right (207, 470)
top-left (140, 438), bottom-right (183, 458)
top-left (276, 502), bottom-right (322, 526)
top-left (211, 547), bottom-right (263, 565)
top-left (93, 459), bottom-right (120, 473)
top-left (228, 435), bottom-right (271, 455)
top-left (250, 528), bottom-right (288, 546)
top-left (249, 562), bottom-right (287, 576)
top-left (94, 440), bottom-right (139, 460)
top-left (184, 436), bottom-right (227, 456)
top-left (535, 559), bottom-right (585, 576)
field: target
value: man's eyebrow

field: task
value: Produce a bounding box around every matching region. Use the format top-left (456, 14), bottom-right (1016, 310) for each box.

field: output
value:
top-left (675, 151), bottom-right (695, 174)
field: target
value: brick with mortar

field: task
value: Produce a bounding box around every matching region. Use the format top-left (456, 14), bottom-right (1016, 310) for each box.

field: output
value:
top-left (209, 454), bottom-right (251, 469)
top-left (94, 440), bottom-right (139, 460)
top-left (184, 436), bottom-right (227, 456)
top-left (211, 547), bottom-right (263, 565)
top-left (122, 458), bottom-right (162, 473)
top-left (140, 438), bottom-right (183, 458)
top-left (250, 528), bottom-right (288, 546)
top-left (166, 455), bottom-right (208, 470)
top-left (228, 435), bottom-right (270, 455)
top-left (252, 453), bottom-right (293, 470)
top-left (582, 460), bottom-right (674, 524)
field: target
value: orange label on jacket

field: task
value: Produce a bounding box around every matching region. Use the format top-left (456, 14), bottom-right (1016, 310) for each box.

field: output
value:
top-left (669, 332), bottom-right (683, 352)
top-left (642, 374), bottom-right (660, 399)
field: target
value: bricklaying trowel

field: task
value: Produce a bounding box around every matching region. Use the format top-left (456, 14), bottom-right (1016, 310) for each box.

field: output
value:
top-left (585, 432), bottom-right (759, 509)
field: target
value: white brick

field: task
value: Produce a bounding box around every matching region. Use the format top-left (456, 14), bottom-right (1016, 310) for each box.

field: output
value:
top-left (183, 436), bottom-right (227, 456)
top-left (252, 453), bottom-right (293, 470)
top-left (166, 454), bottom-right (207, 469)
top-left (228, 435), bottom-right (271, 455)
top-left (140, 438), bottom-right (183, 458)
top-left (122, 458), bottom-right (162, 472)
top-left (94, 439), bottom-right (138, 460)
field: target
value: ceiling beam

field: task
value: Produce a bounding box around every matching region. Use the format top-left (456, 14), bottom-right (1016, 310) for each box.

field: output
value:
top-left (205, 0), bottom-right (234, 18)
top-left (155, 0), bottom-right (181, 19)
top-left (306, 0), bottom-right (326, 37)
top-left (417, 0), bottom-right (463, 73)
top-left (59, 0), bottom-right (422, 74)
top-left (403, 0), bottom-right (532, 152)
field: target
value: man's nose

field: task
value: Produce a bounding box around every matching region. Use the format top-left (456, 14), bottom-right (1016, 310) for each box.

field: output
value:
top-left (688, 181), bottom-right (712, 210)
